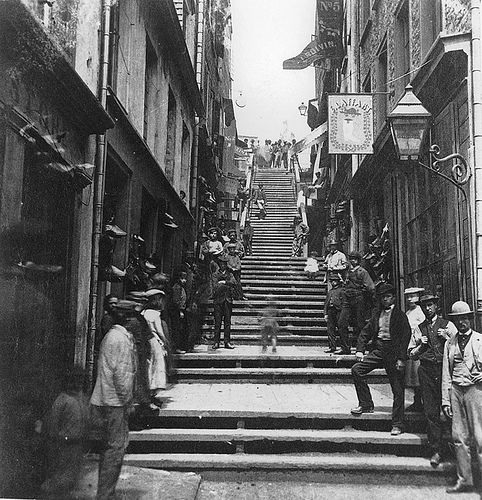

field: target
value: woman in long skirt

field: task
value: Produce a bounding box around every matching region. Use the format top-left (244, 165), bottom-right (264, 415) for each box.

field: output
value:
top-left (141, 289), bottom-right (170, 405)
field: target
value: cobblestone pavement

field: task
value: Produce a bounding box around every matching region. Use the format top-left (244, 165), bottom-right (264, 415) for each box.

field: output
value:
top-left (197, 481), bottom-right (481, 500)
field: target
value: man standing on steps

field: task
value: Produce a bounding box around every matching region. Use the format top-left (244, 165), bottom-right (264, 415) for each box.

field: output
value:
top-left (210, 254), bottom-right (237, 350)
top-left (321, 239), bottom-right (348, 282)
top-left (350, 283), bottom-right (411, 436)
top-left (442, 301), bottom-right (482, 494)
top-left (339, 251), bottom-right (375, 350)
top-left (253, 183), bottom-right (267, 219)
top-left (407, 291), bottom-right (456, 468)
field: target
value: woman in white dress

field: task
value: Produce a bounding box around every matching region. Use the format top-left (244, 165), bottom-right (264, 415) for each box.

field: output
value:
top-left (141, 289), bottom-right (170, 404)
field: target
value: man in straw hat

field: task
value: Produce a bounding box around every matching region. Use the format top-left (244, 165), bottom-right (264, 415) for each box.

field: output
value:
top-left (407, 291), bottom-right (457, 468)
top-left (350, 283), bottom-right (411, 436)
top-left (442, 300), bottom-right (482, 493)
top-left (403, 287), bottom-right (426, 413)
top-left (322, 238), bottom-right (348, 277)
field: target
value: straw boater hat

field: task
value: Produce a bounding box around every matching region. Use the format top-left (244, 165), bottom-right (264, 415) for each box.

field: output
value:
top-left (417, 292), bottom-right (439, 304)
top-left (448, 301), bottom-right (473, 316)
top-left (404, 287), bottom-right (425, 295)
top-left (144, 288), bottom-right (165, 297)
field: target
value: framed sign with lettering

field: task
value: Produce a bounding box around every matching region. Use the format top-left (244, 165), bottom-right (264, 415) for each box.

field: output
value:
top-left (328, 94), bottom-right (374, 154)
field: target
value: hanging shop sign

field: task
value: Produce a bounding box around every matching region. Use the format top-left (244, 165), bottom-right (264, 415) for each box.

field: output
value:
top-left (328, 94), bottom-right (374, 154)
top-left (283, 0), bottom-right (343, 70)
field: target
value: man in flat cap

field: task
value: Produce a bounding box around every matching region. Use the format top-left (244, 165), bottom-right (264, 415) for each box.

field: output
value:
top-left (351, 283), bottom-right (411, 436)
top-left (210, 254), bottom-right (237, 349)
top-left (91, 300), bottom-right (138, 499)
top-left (442, 301), bottom-right (482, 494)
top-left (340, 251), bottom-right (375, 351)
top-left (408, 291), bottom-right (457, 468)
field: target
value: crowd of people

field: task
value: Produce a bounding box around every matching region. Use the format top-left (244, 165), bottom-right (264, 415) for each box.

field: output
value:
top-left (302, 237), bottom-right (482, 494)
top-left (246, 137), bottom-right (298, 171)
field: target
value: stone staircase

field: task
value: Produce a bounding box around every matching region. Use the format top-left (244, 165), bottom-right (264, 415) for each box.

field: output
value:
top-left (124, 168), bottom-right (452, 486)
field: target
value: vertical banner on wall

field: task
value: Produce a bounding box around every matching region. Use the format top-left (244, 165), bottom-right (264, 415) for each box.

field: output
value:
top-left (283, 0), bottom-right (343, 69)
top-left (317, 0), bottom-right (343, 59)
top-left (328, 94), bottom-right (374, 154)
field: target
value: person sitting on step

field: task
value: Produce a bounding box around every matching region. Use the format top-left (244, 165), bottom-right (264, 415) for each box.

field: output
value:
top-left (304, 250), bottom-right (320, 280)
top-left (350, 283), bottom-right (411, 436)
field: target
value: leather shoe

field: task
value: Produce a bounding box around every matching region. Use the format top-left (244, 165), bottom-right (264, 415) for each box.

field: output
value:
top-left (212, 343), bottom-right (220, 350)
top-left (446, 479), bottom-right (473, 494)
top-left (350, 405), bottom-right (374, 415)
top-left (325, 348), bottom-right (336, 353)
top-left (390, 426), bottom-right (403, 436)
top-left (224, 342), bottom-right (235, 349)
top-left (429, 452), bottom-right (441, 468)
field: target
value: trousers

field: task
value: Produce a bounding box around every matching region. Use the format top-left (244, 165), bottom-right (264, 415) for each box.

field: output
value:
top-left (418, 361), bottom-right (446, 454)
top-left (326, 307), bottom-right (347, 352)
top-left (451, 383), bottom-right (482, 485)
top-left (91, 405), bottom-right (129, 500)
top-left (213, 300), bottom-right (232, 344)
top-left (351, 345), bottom-right (405, 427)
top-left (339, 292), bottom-right (365, 345)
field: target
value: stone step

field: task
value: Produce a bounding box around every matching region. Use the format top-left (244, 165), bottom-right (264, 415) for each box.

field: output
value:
top-left (172, 367), bottom-right (382, 384)
top-left (204, 318), bottom-right (326, 327)
top-left (129, 428), bottom-right (426, 446)
top-left (209, 307), bottom-right (326, 316)
top-left (242, 258), bottom-right (319, 264)
top-left (242, 262), bottom-right (320, 270)
top-left (240, 279), bottom-right (326, 287)
top-left (230, 300), bottom-right (325, 308)
top-left (243, 288), bottom-right (325, 296)
top-left (228, 334), bottom-right (326, 345)
top-left (123, 453), bottom-right (449, 482)
top-left (243, 292), bottom-right (325, 301)
top-left (175, 346), bottom-right (346, 362)
top-left (202, 324), bottom-right (325, 333)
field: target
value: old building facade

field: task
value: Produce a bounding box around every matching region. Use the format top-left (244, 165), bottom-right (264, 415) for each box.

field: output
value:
top-left (316, 0), bottom-right (482, 319)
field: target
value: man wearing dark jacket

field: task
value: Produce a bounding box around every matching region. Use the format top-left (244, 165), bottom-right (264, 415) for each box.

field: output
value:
top-left (407, 292), bottom-right (457, 467)
top-left (211, 254), bottom-right (237, 350)
top-left (350, 283), bottom-right (411, 435)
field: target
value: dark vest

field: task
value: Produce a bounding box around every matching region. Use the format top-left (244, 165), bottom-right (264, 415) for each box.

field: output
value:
top-left (418, 316), bottom-right (450, 364)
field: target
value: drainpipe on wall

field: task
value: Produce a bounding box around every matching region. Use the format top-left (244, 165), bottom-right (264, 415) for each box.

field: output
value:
top-left (191, 116), bottom-right (200, 249)
top-left (86, 0), bottom-right (111, 387)
top-left (471, 0), bottom-right (482, 322)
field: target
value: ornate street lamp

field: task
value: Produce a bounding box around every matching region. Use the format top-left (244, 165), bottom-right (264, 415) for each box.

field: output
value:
top-left (387, 84), bottom-right (471, 188)
top-left (298, 102), bottom-right (308, 116)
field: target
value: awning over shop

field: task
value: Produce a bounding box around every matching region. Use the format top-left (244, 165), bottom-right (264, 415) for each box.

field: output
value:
top-left (289, 122), bottom-right (327, 156)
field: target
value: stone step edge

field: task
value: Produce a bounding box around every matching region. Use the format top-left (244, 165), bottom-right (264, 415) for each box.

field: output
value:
top-left (175, 353), bottom-right (352, 361)
top-left (124, 453), bottom-right (449, 473)
top-left (129, 428), bottom-right (426, 446)
top-left (138, 408), bottom-right (424, 422)
top-left (174, 368), bottom-right (383, 376)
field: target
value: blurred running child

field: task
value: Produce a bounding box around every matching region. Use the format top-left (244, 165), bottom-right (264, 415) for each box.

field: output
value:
top-left (260, 300), bottom-right (279, 353)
